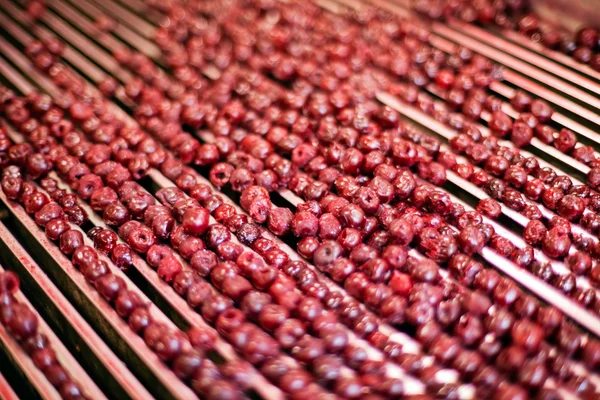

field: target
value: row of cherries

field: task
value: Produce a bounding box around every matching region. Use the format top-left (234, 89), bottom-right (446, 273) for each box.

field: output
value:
top-left (412, 0), bottom-right (600, 71)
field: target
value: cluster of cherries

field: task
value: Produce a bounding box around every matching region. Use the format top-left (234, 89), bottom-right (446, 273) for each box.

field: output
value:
top-left (1, 0), bottom-right (599, 398)
top-left (117, 0), bottom-right (600, 395)
top-left (0, 271), bottom-right (87, 399)
top-left (150, 1), bottom-right (600, 301)
top-left (0, 97), bottom-right (250, 398)
top-left (412, 0), bottom-right (600, 71)
top-left (2, 84), bottom-right (417, 396)
top-left (310, 8), bottom-right (600, 283)
top-left (4, 55), bottom-right (411, 397)
top-left (5, 35), bottom-right (431, 395)
top-left (144, 0), bottom-right (600, 383)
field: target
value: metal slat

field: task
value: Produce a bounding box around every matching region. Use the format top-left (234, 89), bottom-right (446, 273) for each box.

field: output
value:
top-left (111, 0), bottom-right (163, 24)
top-left (87, 0), bottom-right (157, 38)
top-left (0, 371), bottom-right (20, 400)
top-left (0, 3), bottom-right (108, 83)
top-left (56, 0), bottom-right (161, 60)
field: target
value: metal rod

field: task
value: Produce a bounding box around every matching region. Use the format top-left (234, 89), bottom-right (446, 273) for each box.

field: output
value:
top-left (87, 0), bottom-right (156, 38)
top-left (56, 0), bottom-right (161, 60)
top-left (111, 0), bottom-right (163, 24)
